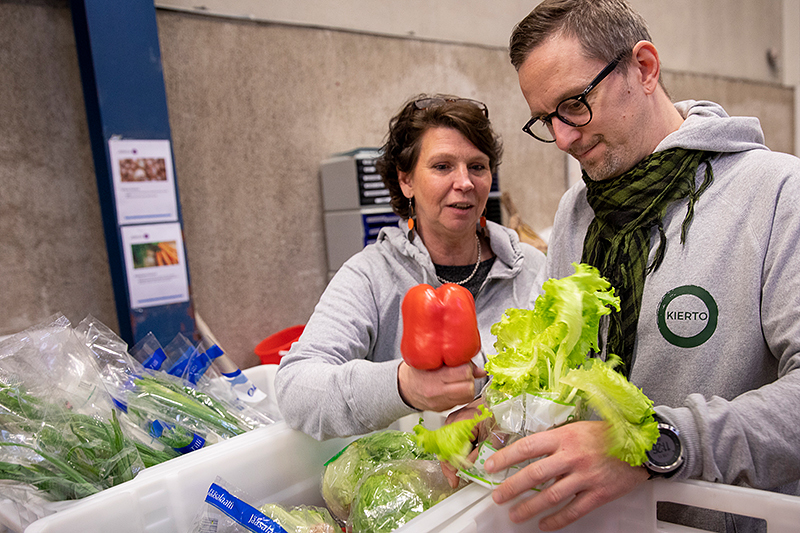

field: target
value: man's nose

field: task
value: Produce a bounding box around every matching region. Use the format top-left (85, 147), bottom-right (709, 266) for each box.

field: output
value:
top-left (552, 118), bottom-right (582, 152)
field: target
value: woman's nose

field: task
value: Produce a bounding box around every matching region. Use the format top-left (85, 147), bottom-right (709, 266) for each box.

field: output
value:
top-left (453, 165), bottom-right (474, 190)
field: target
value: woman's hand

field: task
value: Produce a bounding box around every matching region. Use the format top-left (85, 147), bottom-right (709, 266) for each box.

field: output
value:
top-left (439, 399), bottom-right (496, 488)
top-left (397, 361), bottom-right (486, 413)
top-left (484, 420), bottom-right (649, 531)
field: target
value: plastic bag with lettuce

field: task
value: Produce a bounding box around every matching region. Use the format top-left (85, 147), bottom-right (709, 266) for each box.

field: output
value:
top-left (320, 429), bottom-right (434, 523)
top-left (347, 459), bottom-right (462, 533)
top-left (414, 263), bottom-right (659, 484)
top-left (188, 476), bottom-right (339, 533)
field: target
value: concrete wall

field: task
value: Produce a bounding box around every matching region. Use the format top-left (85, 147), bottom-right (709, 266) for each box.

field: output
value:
top-left (157, 0), bottom-right (788, 83)
top-left (0, 0), bottom-right (794, 368)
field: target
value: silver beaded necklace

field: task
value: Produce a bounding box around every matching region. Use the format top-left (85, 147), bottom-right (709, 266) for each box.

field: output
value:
top-left (436, 233), bottom-right (482, 286)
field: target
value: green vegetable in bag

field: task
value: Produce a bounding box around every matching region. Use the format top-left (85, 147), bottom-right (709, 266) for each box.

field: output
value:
top-left (321, 430), bottom-right (434, 523)
top-left (0, 384), bottom-right (142, 500)
top-left (347, 460), bottom-right (459, 533)
top-left (258, 503), bottom-right (340, 533)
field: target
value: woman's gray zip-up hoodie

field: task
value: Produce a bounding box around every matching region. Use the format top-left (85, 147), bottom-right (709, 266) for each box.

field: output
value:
top-left (276, 220), bottom-right (545, 441)
top-left (546, 100), bottom-right (800, 530)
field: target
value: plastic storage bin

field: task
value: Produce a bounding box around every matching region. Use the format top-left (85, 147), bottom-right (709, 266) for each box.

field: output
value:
top-left (23, 420), bottom-right (493, 533)
top-left (255, 325), bottom-right (304, 364)
top-left (436, 477), bottom-right (800, 533)
top-left (24, 363), bottom-right (800, 532)
top-left (22, 364), bottom-right (486, 533)
top-left (23, 423), bottom-right (349, 533)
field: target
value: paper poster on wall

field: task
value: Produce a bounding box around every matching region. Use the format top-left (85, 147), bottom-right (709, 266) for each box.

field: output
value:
top-left (109, 138), bottom-right (179, 225)
top-left (121, 223), bottom-right (190, 308)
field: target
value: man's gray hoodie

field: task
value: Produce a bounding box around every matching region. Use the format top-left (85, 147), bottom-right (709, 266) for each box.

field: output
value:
top-left (546, 100), bottom-right (800, 530)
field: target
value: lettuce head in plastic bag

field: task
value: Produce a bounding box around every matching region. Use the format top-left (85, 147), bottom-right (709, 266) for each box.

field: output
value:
top-left (321, 429), bottom-right (434, 522)
top-left (347, 459), bottom-right (461, 533)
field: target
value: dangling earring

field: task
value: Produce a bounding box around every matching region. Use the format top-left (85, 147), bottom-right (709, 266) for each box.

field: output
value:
top-left (407, 197), bottom-right (416, 242)
top-left (478, 207), bottom-right (487, 238)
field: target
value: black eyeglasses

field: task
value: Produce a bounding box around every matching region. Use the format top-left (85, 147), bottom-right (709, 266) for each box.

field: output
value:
top-left (414, 97), bottom-right (489, 118)
top-left (522, 52), bottom-right (626, 143)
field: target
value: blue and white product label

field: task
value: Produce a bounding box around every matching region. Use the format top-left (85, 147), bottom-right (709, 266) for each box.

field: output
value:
top-left (166, 347), bottom-right (196, 377)
top-left (150, 419), bottom-right (167, 438)
top-left (205, 344), bottom-right (224, 360)
top-left (221, 369), bottom-right (268, 403)
top-left (175, 433), bottom-right (206, 454)
top-left (112, 397), bottom-right (128, 413)
top-left (142, 347), bottom-right (167, 370)
top-left (185, 351), bottom-right (213, 385)
top-left (205, 483), bottom-right (288, 533)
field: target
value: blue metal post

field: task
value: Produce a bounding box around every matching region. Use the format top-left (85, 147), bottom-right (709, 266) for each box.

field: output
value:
top-left (70, 0), bottom-right (196, 346)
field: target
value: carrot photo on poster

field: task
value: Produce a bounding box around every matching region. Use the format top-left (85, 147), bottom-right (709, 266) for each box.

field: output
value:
top-left (131, 241), bottom-right (180, 269)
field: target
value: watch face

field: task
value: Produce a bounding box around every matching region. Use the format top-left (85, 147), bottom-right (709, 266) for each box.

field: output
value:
top-left (648, 428), bottom-right (681, 467)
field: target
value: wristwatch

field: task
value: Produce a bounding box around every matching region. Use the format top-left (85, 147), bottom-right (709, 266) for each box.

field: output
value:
top-left (644, 415), bottom-right (683, 478)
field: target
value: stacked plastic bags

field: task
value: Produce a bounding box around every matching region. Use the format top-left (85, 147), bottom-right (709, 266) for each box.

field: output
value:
top-left (0, 314), bottom-right (275, 531)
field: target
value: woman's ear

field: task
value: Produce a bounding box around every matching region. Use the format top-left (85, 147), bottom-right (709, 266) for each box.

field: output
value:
top-left (398, 169), bottom-right (413, 198)
top-left (631, 40), bottom-right (661, 95)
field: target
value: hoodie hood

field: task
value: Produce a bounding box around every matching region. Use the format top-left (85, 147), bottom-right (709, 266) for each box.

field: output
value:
top-left (655, 100), bottom-right (767, 155)
top-left (375, 219), bottom-right (527, 281)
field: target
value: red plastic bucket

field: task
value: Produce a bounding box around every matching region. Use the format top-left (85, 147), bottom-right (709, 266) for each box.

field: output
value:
top-left (255, 325), bottom-right (305, 365)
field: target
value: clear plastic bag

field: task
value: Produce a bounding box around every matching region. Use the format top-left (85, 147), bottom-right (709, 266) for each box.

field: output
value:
top-left (75, 317), bottom-right (273, 457)
top-left (193, 339), bottom-right (282, 423)
top-left (76, 316), bottom-right (214, 461)
top-left (0, 314), bottom-right (145, 529)
top-left (187, 477), bottom-right (338, 533)
top-left (163, 332), bottom-right (200, 379)
top-left (485, 388), bottom-right (584, 436)
top-left (458, 386), bottom-right (586, 489)
top-left (130, 332), bottom-right (168, 371)
top-left (320, 429), bottom-right (434, 523)
top-left (346, 459), bottom-right (462, 533)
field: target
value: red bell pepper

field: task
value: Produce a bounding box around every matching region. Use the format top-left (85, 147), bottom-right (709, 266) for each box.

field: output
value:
top-left (400, 283), bottom-right (481, 370)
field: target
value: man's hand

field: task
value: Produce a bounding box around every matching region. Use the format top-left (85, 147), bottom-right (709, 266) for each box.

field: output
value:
top-left (397, 361), bottom-right (486, 413)
top-left (484, 420), bottom-right (649, 531)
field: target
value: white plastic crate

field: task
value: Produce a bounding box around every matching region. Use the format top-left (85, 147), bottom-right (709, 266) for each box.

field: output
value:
top-left (22, 419), bottom-right (495, 533)
top-left (23, 422), bottom-right (352, 533)
top-left (21, 365), bottom-right (486, 533)
top-left (22, 364), bottom-right (800, 532)
top-left (437, 477), bottom-right (800, 533)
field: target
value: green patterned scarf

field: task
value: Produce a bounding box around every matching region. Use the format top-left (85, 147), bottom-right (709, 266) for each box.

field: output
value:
top-left (581, 147), bottom-right (714, 377)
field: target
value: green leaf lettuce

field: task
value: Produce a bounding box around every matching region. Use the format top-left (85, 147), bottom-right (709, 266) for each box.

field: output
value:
top-left (412, 405), bottom-right (491, 469)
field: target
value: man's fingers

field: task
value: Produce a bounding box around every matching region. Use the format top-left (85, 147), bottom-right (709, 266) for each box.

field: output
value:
top-left (485, 433), bottom-right (553, 473)
top-left (491, 454), bottom-right (566, 504)
top-left (504, 474), bottom-right (580, 523)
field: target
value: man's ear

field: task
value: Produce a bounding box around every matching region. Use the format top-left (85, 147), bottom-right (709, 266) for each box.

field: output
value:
top-left (631, 40), bottom-right (661, 95)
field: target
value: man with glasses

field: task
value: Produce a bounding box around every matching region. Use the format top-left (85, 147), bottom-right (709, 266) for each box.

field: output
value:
top-left (481, 1), bottom-right (800, 532)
